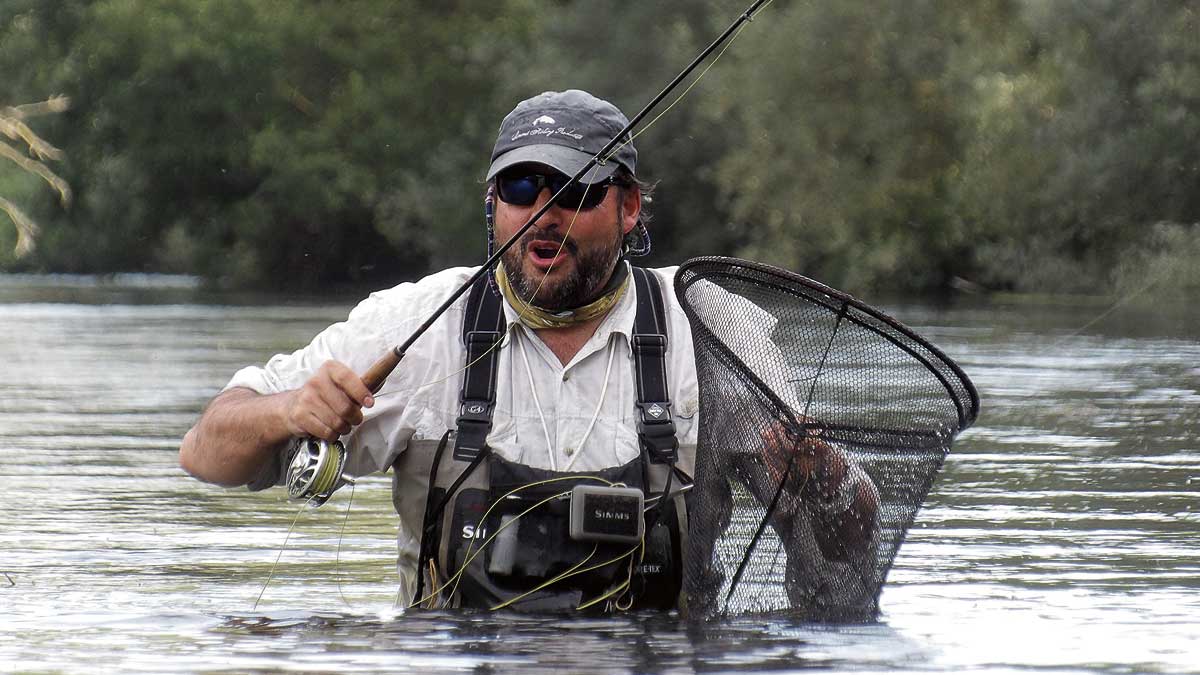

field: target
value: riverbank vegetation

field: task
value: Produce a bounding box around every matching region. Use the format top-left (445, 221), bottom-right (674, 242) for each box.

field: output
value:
top-left (1, 0), bottom-right (1196, 297)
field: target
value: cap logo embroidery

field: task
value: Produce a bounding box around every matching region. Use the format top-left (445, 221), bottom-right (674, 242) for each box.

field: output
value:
top-left (533, 115), bottom-right (556, 125)
top-left (511, 127), bottom-right (584, 142)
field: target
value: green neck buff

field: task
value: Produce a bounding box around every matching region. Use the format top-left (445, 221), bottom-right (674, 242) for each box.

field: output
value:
top-left (495, 261), bottom-right (630, 330)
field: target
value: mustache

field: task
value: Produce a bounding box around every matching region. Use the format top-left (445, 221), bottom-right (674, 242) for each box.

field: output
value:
top-left (521, 231), bottom-right (578, 256)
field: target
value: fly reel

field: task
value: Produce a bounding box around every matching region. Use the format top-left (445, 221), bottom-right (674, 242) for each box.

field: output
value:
top-left (286, 437), bottom-right (355, 506)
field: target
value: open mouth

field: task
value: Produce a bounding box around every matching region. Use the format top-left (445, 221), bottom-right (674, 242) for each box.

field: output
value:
top-left (528, 240), bottom-right (569, 267)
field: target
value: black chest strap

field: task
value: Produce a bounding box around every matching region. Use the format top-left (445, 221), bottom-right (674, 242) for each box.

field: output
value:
top-left (453, 276), bottom-right (506, 461)
top-left (630, 267), bottom-right (677, 463)
top-left (453, 266), bottom-right (676, 463)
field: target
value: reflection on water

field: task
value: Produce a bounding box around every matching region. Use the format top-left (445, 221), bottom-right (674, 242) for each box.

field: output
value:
top-left (1, 276), bottom-right (1197, 673)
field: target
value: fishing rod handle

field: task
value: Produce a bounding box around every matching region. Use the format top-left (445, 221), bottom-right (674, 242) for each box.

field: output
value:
top-left (361, 347), bottom-right (404, 394)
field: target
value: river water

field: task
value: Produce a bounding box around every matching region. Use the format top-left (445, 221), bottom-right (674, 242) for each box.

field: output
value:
top-left (1, 274), bottom-right (1196, 674)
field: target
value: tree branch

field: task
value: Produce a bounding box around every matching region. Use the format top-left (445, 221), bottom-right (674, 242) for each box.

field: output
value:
top-left (0, 196), bottom-right (40, 256)
top-left (1, 95), bottom-right (71, 120)
top-left (0, 116), bottom-right (65, 161)
top-left (0, 96), bottom-right (71, 258)
top-left (0, 139), bottom-right (72, 207)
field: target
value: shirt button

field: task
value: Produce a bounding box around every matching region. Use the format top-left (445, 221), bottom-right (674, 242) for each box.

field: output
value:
top-left (562, 372), bottom-right (570, 382)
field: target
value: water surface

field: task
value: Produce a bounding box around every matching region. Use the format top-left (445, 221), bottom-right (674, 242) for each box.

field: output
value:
top-left (1, 275), bottom-right (1197, 674)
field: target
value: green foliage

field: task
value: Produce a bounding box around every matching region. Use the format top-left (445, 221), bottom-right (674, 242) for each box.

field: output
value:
top-left (950, 0), bottom-right (1200, 292)
top-left (2, 0), bottom-right (539, 288)
top-left (1, 0), bottom-right (1196, 295)
top-left (705, 0), bottom-right (984, 293)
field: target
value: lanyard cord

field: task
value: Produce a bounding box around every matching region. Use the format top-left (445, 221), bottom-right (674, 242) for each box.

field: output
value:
top-left (517, 330), bottom-right (618, 472)
top-left (564, 335), bottom-right (618, 471)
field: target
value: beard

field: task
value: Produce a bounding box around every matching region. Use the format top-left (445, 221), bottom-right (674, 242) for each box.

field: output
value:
top-left (501, 212), bottom-right (624, 311)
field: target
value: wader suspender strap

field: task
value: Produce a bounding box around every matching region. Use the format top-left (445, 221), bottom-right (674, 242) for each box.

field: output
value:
top-left (453, 278), bottom-right (506, 461)
top-left (631, 268), bottom-right (678, 464)
top-left (414, 278), bottom-right (503, 604)
top-left (453, 267), bottom-right (676, 464)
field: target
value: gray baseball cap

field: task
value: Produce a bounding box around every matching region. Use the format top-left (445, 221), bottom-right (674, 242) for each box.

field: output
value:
top-left (486, 89), bottom-right (637, 185)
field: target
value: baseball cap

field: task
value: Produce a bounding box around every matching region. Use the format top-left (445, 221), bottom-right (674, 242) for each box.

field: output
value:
top-left (485, 89), bottom-right (637, 185)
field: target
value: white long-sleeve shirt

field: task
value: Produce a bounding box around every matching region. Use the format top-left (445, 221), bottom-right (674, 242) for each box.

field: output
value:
top-left (224, 263), bottom-right (701, 598)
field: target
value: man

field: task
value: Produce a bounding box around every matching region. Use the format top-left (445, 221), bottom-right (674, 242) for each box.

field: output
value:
top-left (180, 89), bottom-right (877, 614)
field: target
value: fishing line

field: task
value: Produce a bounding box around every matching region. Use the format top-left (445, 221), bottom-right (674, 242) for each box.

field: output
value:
top-left (254, 496), bottom-right (314, 612)
top-left (335, 482), bottom-right (356, 609)
top-left (318, 0), bottom-right (779, 463)
top-left (601, 0), bottom-right (776, 166)
top-left (380, 0), bottom-right (777, 444)
top-left (367, 170), bottom-right (598, 408)
top-left (417, 489), bottom-right (571, 608)
top-left (490, 544), bottom-right (598, 611)
top-left (438, 475), bottom-right (620, 606)
top-left (308, 447), bottom-right (344, 497)
top-left (285, 0), bottom-right (777, 610)
top-left (1043, 253), bottom-right (1188, 343)
top-left (573, 540), bottom-right (646, 611)
top-left (491, 539), bottom-right (641, 611)
top-left (352, 0), bottom-right (775, 399)
top-left (409, 474), bottom-right (618, 608)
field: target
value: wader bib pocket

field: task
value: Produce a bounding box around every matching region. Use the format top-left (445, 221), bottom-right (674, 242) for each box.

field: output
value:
top-left (444, 456), bottom-right (643, 610)
top-left (422, 450), bottom-right (685, 611)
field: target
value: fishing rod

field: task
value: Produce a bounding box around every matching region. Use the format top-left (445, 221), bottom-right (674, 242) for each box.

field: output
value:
top-left (287, 0), bottom-right (773, 503)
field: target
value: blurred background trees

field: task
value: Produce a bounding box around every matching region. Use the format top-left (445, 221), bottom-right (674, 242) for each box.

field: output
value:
top-left (1, 0), bottom-right (1196, 296)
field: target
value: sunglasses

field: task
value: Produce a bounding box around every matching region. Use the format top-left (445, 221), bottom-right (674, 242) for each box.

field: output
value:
top-left (495, 170), bottom-right (621, 211)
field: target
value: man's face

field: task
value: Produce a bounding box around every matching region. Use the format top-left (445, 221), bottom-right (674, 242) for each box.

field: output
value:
top-left (493, 164), bottom-right (640, 311)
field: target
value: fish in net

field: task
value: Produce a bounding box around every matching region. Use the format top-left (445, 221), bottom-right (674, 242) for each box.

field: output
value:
top-left (676, 257), bottom-right (979, 621)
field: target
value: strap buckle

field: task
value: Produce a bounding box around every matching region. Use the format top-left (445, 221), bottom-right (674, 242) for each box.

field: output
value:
top-left (455, 328), bottom-right (503, 461)
top-left (466, 329), bottom-right (502, 350)
top-left (632, 333), bottom-right (667, 354)
top-left (637, 399), bottom-right (677, 463)
top-left (454, 405), bottom-right (492, 460)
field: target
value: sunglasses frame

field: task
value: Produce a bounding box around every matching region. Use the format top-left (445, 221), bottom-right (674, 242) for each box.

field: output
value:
top-left (495, 170), bottom-right (622, 211)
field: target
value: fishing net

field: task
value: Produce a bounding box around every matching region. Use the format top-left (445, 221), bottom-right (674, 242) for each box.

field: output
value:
top-left (676, 257), bottom-right (978, 621)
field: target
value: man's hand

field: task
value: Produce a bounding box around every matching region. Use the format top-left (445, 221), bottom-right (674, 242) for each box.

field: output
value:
top-left (759, 418), bottom-right (879, 560)
top-left (283, 360), bottom-right (375, 442)
top-left (180, 360), bottom-right (373, 487)
top-left (760, 420), bottom-right (846, 498)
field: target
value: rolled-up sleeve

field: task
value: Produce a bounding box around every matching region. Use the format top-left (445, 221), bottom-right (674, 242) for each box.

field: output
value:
top-left (218, 291), bottom-right (401, 489)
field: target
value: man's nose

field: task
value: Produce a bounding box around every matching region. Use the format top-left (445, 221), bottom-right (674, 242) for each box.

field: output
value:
top-left (529, 189), bottom-right (563, 229)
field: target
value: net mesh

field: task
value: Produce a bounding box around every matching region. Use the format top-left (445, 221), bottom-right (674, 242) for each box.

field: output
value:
top-left (676, 257), bottom-right (978, 621)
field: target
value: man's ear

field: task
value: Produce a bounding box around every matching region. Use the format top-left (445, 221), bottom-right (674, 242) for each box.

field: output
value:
top-left (620, 184), bottom-right (641, 236)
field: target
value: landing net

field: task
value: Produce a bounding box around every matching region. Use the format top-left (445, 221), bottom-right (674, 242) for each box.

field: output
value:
top-left (676, 257), bottom-right (978, 620)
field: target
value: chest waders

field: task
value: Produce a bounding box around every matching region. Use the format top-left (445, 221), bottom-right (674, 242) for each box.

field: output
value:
top-left (412, 268), bottom-right (690, 612)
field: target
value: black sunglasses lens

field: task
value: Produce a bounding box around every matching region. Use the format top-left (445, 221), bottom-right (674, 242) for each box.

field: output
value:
top-left (497, 172), bottom-right (611, 210)
top-left (560, 181), bottom-right (608, 210)
top-left (497, 175), bottom-right (541, 206)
